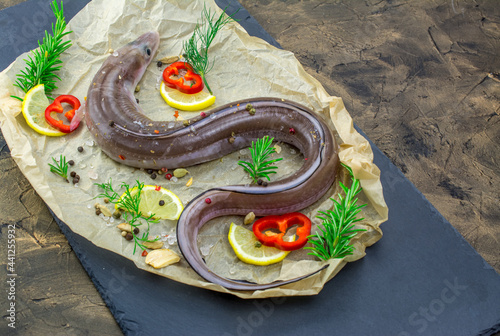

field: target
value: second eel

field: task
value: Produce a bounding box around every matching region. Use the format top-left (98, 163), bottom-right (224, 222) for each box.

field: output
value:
top-left (85, 32), bottom-right (340, 291)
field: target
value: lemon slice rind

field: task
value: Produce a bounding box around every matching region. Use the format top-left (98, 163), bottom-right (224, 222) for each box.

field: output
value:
top-left (160, 81), bottom-right (216, 111)
top-left (117, 185), bottom-right (184, 220)
top-left (228, 223), bottom-right (292, 266)
top-left (21, 84), bottom-right (66, 136)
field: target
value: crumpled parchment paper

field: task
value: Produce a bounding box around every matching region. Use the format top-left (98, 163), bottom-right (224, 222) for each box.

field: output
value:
top-left (0, 0), bottom-right (388, 299)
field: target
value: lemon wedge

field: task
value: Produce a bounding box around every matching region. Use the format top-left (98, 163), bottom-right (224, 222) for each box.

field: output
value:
top-left (21, 84), bottom-right (65, 136)
top-left (160, 81), bottom-right (216, 111)
top-left (117, 185), bottom-right (184, 220)
top-left (228, 223), bottom-right (292, 266)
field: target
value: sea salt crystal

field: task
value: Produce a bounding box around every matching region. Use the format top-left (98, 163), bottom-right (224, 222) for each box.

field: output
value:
top-left (168, 123), bottom-right (175, 129)
top-left (160, 232), bottom-right (169, 242)
top-left (112, 51), bottom-right (119, 57)
top-left (87, 204), bottom-right (92, 209)
top-left (171, 176), bottom-right (178, 183)
top-left (79, 163), bottom-right (87, 169)
top-left (290, 149), bottom-right (296, 155)
top-left (200, 245), bottom-right (212, 256)
top-left (239, 149), bottom-right (248, 155)
top-left (88, 170), bottom-right (98, 180)
top-left (167, 234), bottom-right (177, 245)
top-left (85, 140), bottom-right (94, 147)
top-left (74, 183), bottom-right (79, 188)
top-left (229, 266), bottom-right (237, 275)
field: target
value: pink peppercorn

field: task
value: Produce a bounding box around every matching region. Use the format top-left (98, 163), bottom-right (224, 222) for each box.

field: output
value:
top-left (205, 198), bottom-right (212, 204)
top-left (165, 173), bottom-right (173, 180)
top-left (289, 128), bottom-right (295, 135)
top-left (200, 112), bottom-right (207, 118)
top-left (161, 167), bottom-right (168, 172)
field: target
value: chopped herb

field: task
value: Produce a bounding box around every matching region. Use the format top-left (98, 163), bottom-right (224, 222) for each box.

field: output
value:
top-left (182, 5), bottom-right (239, 95)
top-left (95, 180), bottom-right (160, 254)
top-left (48, 155), bottom-right (69, 182)
top-left (12, 0), bottom-right (72, 100)
top-left (305, 164), bottom-right (367, 260)
top-left (238, 136), bottom-right (283, 183)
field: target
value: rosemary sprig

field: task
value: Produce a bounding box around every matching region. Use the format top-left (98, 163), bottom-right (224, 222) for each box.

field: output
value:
top-left (305, 164), bottom-right (367, 260)
top-left (95, 180), bottom-right (159, 254)
top-left (12, 0), bottom-right (72, 100)
top-left (48, 155), bottom-right (69, 182)
top-left (182, 5), bottom-right (239, 95)
top-left (238, 136), bottom-right (283, 183)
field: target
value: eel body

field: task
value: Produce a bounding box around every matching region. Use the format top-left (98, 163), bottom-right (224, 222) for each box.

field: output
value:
top-left (85, 32), bottom-right (340, 291)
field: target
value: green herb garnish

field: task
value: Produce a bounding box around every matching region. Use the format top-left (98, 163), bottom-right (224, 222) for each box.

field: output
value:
top-left (182, 5), bottom-right (239, 95)
top-left (305, 164), bottom-right (367, 260)
top-left (238, 135), bottom-right (283, 183)
top-left (48, 154), bottom-right (69, 182)
top-left (12, 0), bottom-right (72, 100)
top-left (95, 180), bottom-right (159, 254)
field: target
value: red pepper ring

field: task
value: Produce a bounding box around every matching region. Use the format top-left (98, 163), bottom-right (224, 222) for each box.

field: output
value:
top-left (252, 212), bottom-right (312, 251)
top-left (162, 61), bottom-right (204, 94)
top-left (45, 95), bottom-right (81, 133)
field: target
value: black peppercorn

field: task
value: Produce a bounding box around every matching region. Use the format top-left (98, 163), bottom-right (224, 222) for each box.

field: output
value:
top-left (159, 200), bottom-right (165, 206)
top-left (133, 227), bottom-right (139, 235)
top-left (136, 98), bottom-right (139, 104)
top-left (257, 179), bottom-right (263, 185)
top-left (95, 208), bottom-right (101, 216)
top-left (125, 232), bottom-right (133, 241)
top-left (70, 171), bottom-right (76, 177)
top-left (109, 120), bottom-right (115, 127)
top-left (262, 181), bottom-right (268, 187)
top-left (151, 173), bottom-right (157, 179)
top-left (68, 160), bottom-right (75, 166)
top-left (147, 169), bottom-right (153, 174)
top-left (157, 60), bottom-right (163, 67)
top-left (77, 146), bottom-right (83, 152)
top-left (73, 178), bottom-right (79, 184)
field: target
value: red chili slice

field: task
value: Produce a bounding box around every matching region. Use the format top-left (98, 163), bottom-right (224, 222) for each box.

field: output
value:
top-left (162, 61), bottom-right (204, 94)
top-left (252, 212), bottom-right (312, 251)
top-left (44, 95), bottom-right (81, 133)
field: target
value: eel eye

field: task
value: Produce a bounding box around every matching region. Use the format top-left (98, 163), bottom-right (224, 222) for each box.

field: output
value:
top-left (146, 48), bottom-right (151, 56)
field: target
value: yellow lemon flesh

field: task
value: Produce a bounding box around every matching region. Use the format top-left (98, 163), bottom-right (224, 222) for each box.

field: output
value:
top-left (160, 81), bottom-right (216, 111)
top-left (228, 223), bottom-right (292, 266)
top-left (21, 84), bottom-right (65, 136)
top-left (117, 185), bottom-right (184, 220)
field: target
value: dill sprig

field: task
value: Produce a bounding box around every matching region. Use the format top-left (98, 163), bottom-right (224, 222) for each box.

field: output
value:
top-left (12, 0), bottom-right (72, 100)
top-left (305, 164), bottom-right (367, 260)
top-left (182, 5), bottom-right (239, 95)
top-left (95, 180), bottom-right (159, 254)
top-left (238, 136), bottom-right (283, 183)
top-left (48, 155), bottom-right (69, 182)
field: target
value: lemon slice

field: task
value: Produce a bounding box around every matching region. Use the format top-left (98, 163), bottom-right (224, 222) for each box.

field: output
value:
top-left (117, 185), bottom-right (184, 220)
top-left (21, 84), bottom-right (65, 136)
top-left (160, 81), bottom-right (216, 111)
top-left (228, 223), bottom-right (292, 266)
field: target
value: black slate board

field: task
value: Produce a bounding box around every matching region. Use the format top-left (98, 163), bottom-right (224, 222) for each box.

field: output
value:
top-left (1, 0), bottom-right (500, 335)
